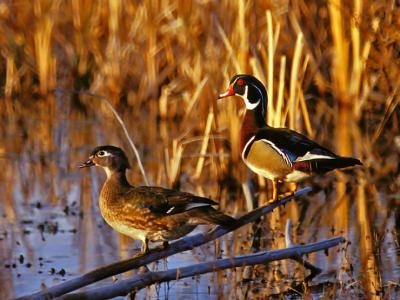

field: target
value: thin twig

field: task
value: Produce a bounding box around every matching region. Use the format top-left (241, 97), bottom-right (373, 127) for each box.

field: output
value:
top-left (285, 219), bottom-right (322, 281)
top-left (54, 88), bottom-right (150, 185)
top-left (213, 13), bottom-right (241, 73)
top-left (17, 187), bottom-right (312, 300)
top-left (194, 110), bottom-right (214, 179)
top-left (285, 219), bottom-right (296, 247)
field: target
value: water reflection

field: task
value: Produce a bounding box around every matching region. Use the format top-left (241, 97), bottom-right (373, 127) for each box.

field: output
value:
top-left (0, 99), bottom-right (399, 299)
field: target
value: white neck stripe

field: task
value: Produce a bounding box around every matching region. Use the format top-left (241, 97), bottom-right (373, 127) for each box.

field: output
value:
top-left (242, 85), bottom-right (260, 110)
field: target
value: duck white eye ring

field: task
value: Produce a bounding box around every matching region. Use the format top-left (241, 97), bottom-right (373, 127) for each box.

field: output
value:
top-left (97, 150), bottom-right (111, 157)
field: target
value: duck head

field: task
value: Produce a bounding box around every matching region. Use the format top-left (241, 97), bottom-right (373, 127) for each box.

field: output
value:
top-left (79, 145), bottom-right (131, 176)
top-left (218, 74), bottom-right (267, 119)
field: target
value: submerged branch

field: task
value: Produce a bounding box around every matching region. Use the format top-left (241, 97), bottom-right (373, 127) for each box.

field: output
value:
top-left (54, 88), bottom-right (150, 185)
top-left (61, 234), bottom-right (343, 299)
top-left (285, 219), bottom-right (322, 281)
top-left (17, 187), bottom-right (311, 300)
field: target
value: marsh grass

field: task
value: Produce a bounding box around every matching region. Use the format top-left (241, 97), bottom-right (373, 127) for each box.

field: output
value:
top-left (0, 0), bottom-right (399, 298)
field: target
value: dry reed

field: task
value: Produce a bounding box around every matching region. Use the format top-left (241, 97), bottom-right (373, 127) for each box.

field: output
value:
top-left (0, 0), bottom-right (399, 298)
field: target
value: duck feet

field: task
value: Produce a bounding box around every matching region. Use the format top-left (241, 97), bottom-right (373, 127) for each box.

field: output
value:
top-left (263, 182), bottom-right (298, 205)
top-left (140, 238), bottom-right (150, 254)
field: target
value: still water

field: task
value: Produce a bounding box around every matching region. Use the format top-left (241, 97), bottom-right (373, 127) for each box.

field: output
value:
top-left (0, 96), bottom-right (399, 299)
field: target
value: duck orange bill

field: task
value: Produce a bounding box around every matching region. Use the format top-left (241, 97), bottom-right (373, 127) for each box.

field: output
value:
top-left (79, 158), bottom-right (94, 168)
top-left (218, 83), bottom-right (235, 99)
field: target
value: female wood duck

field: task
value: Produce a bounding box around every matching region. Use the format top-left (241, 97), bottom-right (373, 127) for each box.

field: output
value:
top-left (218, 74), bottom-right (362, 202)
top-left (80, 145), bottom-right (236, 253)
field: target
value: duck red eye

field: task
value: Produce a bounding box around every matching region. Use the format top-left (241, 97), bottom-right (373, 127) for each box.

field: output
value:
top-left (237, 79), bottom-right (244, 86)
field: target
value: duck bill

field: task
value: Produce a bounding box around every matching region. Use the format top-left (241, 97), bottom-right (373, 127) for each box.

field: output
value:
top-left (79, 157), bottom-right (95, 168)
top-left (218, 83), bottom-right (235, 99)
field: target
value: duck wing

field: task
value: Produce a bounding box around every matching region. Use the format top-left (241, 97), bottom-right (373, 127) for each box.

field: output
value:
top-left (125, 186), bottom-right (218, 216)
top-left (250, 127), bottom-right (362, 174)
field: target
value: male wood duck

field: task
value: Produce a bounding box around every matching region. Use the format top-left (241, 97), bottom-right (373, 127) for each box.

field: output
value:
top-left (218, 74), bottom-right (362, 202)
top-left (80, 145), bottom-right (236, 253)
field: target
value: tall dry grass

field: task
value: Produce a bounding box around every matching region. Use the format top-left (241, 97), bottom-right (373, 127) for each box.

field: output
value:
top-left (0, 0), bottom-right (399, 297)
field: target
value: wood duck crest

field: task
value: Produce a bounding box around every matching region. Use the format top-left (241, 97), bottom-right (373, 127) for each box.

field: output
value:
top-left (80, 145), bottom-right (236, 253)
top-left (218, 74), bottom-right (363, 202)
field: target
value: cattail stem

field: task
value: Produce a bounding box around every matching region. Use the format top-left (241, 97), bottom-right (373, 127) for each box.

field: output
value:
top-left (54, 88), bottom-right (150, 186)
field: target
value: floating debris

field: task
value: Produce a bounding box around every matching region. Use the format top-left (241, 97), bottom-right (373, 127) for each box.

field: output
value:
top-left (37, 221), bottom-right (59, 234)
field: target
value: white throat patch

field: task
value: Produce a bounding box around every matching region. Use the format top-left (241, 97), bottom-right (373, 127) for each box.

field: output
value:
top-left (242, 85), bottom-right (260, 110)
top-left (104, 167), bottom-right (113, 178)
